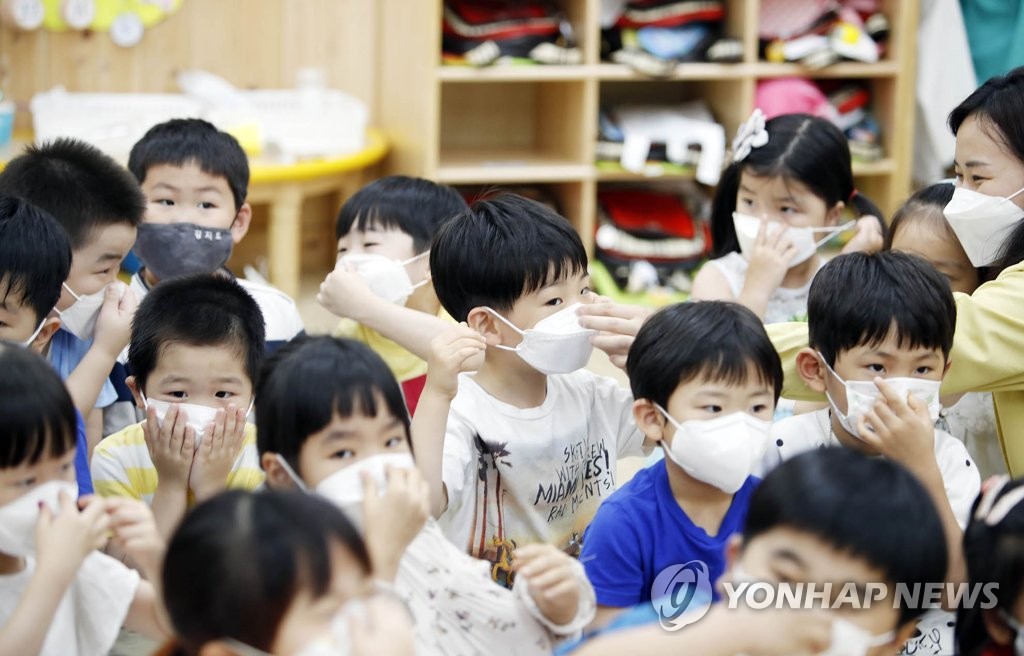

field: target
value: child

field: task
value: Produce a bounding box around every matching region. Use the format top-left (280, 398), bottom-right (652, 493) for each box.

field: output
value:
top-left (580, 300), bottom-right (781, 628)
top-left (691, 110), bottom-right (885, 323)
top-left (0, 139), bottom-right (142, 452)
top-left (0, 344), bottom-right (168, 654)
top-left (317, 175), bottom-right (468, 414)
top-left (765, 250), bottom-right (981, 655)
top-left (256, 335), bottom-right (596, 653)
top-left (126, 118), bottom-right (304, 352)
top-left (90, 274), bottom-right (266, 537)
top-left (160, 489), bottom-right (414, 656)
top-left (418, 193), bottom-right (650, 581)
top-left (563, 447), bottom-right (949, 655)
top-left (957, 476), bottom-right (1024, 656)
top-left (888, 182), bottom-right (1005, 477)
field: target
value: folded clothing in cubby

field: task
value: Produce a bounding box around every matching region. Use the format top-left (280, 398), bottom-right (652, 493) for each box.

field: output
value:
top-left (441, 0), bottom-right (581, 66)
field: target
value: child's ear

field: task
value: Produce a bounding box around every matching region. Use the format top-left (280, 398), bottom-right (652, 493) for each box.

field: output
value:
top-left (466, 307), bottom-right (503, 346)
top-left (981, 608), bottom-right (1015, 646)
top-left (260, 452), bottom-right (298, 490)
top-left (942, 358), bottom-right (952, 378)
top-left (795, 348), bottom-right (827, 393)
top-left (197, 641), bottom-right (241, 656)
top-left (633, 399), bottom-right (668, 444)
top-left (29, 317), bottom-right (61, 353)
top-left (126, 376), bottom-right (144, 410)
top-left (230, 203), bottom-right (253, 244)
top-left (826, 201), bottom-right (845, 226)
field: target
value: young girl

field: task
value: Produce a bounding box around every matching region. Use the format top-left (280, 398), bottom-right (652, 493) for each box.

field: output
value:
top-left (0, 344), bottom-right (167, 655)
top-left (691, 109), bottom-right (885, 323)
top-left (255, 336), bottom-right (596, 654)
top-left (158, 489), bottom-right (412, 656)
top-left (887, 183), bottom-right (1006, 478)
top-left (957, 476), bottom-right (1024, 656)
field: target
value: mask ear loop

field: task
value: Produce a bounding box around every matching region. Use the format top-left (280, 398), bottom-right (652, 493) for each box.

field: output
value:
top-left (652, 403), bottom-right (682, 431)
top-left (811, 220), bottom-right (857, 249)
top-left (274, 455), bottom-right (310, 492)
top-left (480, 307), bottom-right (526, 352)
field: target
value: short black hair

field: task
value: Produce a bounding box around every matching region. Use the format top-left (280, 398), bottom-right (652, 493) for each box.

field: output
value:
top-left (0, 344), bottom-right (77, 469)
top-left (627, 301), bottom-right (783, 408)
top-left (745, 448), bottom-right (948, 626)
top-left (0, 138), bottom-right (145, 249)
top-left (808, 251), bottom-right (956, 366)
top-left (0, 196), bottom-right (72, 324)
top-left (128, 274), bottom-right (266, 391)
top-left (163, 489), bottom-right (371, 653)
top-left (255, 336), bottom-right (410, 470)
top-left (128, 118), bottom-right (250, 211)
top-left (335, 175), bottom-right (467, 252)
top-left (430, 193), bottom-right (588, 322)
top-left (886, 182), bottom-right (957, 249)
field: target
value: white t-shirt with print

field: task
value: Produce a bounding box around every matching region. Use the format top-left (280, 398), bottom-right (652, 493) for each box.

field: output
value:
top-left (439, 370), bottom-right (647, 581)
top-left (0, 551), bottom-right (139, 656)
top-left (763, 408), bottom-right (981, 656)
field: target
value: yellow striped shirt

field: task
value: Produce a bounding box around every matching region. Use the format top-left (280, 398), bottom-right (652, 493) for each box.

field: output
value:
top-left (90, 422), bottom-right (265, 504)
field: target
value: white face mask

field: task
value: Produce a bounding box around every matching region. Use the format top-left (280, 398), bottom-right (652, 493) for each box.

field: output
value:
top-left (0, 480), bottom-right (78, 556)
top-left (339, 251), bottom-right (429, 306)
top-left (654, 406), bottom-right (771, 493)
top-left (55, 282), bottom-right (109, 341)
top-left (224, 599), bottom-right (366, 656)
top-left (486, 303), bottom-right (596, 375)
top-left (141, 393), bottom-right (251, 447)
top-left (944, 185), bottom-right (1024, 266)
top-left (733, 212), bottom-right (853, 267)
top-left (314, 452), bottom-right (416, 508)
top-left (819, 354), bottom-right (943, 439)
top-left (820, 618), bottom-right (894, 656)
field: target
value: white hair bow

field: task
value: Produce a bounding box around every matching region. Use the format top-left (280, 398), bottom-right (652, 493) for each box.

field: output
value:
top-left (731, 108), bottom-right (770, 163)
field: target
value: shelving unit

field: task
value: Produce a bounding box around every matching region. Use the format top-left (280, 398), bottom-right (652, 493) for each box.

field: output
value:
top-left (377, 0), bottom-right (919, 253)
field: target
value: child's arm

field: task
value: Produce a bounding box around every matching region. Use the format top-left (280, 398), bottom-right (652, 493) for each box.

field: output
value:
top-left (360, 467), bottom-right (431, 581)
top-left (513, 544), bottom-right (596, 633)
top-left (64, 284), bottom-right (137, 432)
top-left (187, 404), bottom-right (248, 503)
top-left (0, 493), bottom-right (110, 656)
top-left (105, 498), bottom-right (173, 640)
top-left (141, 405), bottom-right (196, 539)
top-left (318, 264), bottom-right (455, 362)
top-left (410, 324), bottom-right (486, 518)
top-left (839, 216), bottom-right (885, 255)
top-left (858, 380), bottom-right (968, 597)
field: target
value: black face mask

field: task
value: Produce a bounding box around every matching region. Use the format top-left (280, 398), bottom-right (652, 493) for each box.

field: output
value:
top-left (133, 222), bottom-right (233, 281)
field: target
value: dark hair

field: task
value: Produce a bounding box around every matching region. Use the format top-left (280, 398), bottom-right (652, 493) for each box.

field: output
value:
top-left (808, 251), bottom-right (956, 366)
top-left (162, 490), bottom-right (371, 654)
top-left (430, 193), bottom-right (588, 322)
top-left (949, 66), bottom-right (1024, 271)
top-left (255, 336), bottom-right (410, 469)
top-left (0, 196), bottom-right (72, 324)
top-left (128, 118), bottom-right (250, 211)
top-left (711, 113), bottom-right (886, 258)
top-left (0, 344), bottom-right (77, 468)
top-left (958, 478), bottom-right (1024, 656)
top-left (128, 274), bottom-right (266, 391)
top-left (335, 176), bottom-right (467, 252)
top-left (627, 301), bottom-right (783, 408)
top-left (745, 447), bottom-right (948, 626)
top-left (0, 138), bottom-right (145, 249)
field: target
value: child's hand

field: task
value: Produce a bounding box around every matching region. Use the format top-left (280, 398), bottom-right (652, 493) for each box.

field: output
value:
top-left (142, 404), bottom-right (196, 489)
top-left (841, 216), bottom-right (885, 255)
top-left (35, 492), bottom-right (109, 582)
top-left (104, 497), bottom-right (165, 580)
top-left (424, 323), bottom-right (486, 400)
top-left (317, 261), bottom-right (380, 322)
top-left (188, 404), bottom-right (247, 501)
top-left (857, 378), bottom-right (937, 473)
top-left (361, 466), bottom-right (431, 581)
top-left (93, 282), bottom-right (138, 358)
top-left (577, 299), bottom-right (652, 370)
top-left (514, 544), bottom-right (582, 627)
top-left (745, 219), bottom-right (798, 293)
top-left (349, 593), bottom-right (415, 656)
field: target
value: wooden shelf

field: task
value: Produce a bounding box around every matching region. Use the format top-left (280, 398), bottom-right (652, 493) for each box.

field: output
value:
top-left (852, 158), bottom-right (896, 176)
top-left (438, 65), bottom-right (594, 82)
top-left (751, 60), bottom-right (901, 79)
top-left (437, 149), bottom-right (592, 183)
top-left (595, 162), bottom-right (696, 181)
top-left (593, 62), bottom-right (748, 81)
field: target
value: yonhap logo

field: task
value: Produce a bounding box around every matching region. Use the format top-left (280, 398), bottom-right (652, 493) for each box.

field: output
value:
top-left (651, 560), bottom-right (713, 631)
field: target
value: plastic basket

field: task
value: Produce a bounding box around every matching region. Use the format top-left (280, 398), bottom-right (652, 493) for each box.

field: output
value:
top-left (236, 88), bottom-right (367, 160)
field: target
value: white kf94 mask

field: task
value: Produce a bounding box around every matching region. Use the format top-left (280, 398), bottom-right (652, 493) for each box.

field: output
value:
top-left (486, 303), bottom-right (596, 375)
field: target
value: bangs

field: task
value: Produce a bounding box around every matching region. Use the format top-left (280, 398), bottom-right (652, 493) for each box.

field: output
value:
top-left (522, 257), bottom-right (588, 297)
top-left (693, 356), bottom-right (776, 393)
top-left (0, 346), bottom-right (77, 468)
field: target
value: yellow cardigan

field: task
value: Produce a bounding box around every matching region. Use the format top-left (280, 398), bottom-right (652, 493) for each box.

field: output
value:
top-left (767, 260), bottom-right (1024, 475)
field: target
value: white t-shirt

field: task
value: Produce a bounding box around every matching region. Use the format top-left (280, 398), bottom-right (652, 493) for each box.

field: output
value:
top-left (0, 552), bottom-right (139, 656)
top-left (439, 370), bottom-right (647, 581)
top-left (764, 408), bottom-right (981, 656)
top-left (703, 252), bottom-right (820, 323)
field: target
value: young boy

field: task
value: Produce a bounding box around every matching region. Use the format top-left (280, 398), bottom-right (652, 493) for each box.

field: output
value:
top-left (415, 193), bottom-right (650, 585)
top-left (0, 139), bottom-right (143, 455)
top-left (563, 447), bottom-right (949, 655)
top-left (90, 274), bottom-right (266, 538)
top-left (317, 175), bottom-right (467, 414)
top-left (765, 250), bottom-right (981, 655)
top-left (126, 118), bottom-right (304, 352)
top-left (580, 301), bottom-right (780, 628)
top-left (0, 344), bottom-right (168, 655)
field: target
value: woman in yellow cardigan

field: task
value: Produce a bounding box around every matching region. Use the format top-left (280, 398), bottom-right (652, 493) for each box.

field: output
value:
top-left (580, 66), bottom-right (1024, 475)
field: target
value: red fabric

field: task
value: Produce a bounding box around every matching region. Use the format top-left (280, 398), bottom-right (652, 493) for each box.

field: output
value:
top-left (980, 644), bottom-right (1014, 656)
top-left (443, 1), bottom-right (560, 39)
top-left (401, 374), bottom-right (428, 417)
top-left (597, 190), bottom-right (697, 239)
top-left (617, 1), bottom-right (725, 29)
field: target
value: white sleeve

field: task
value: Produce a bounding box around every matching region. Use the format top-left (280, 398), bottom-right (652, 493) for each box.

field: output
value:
top-left (589, 374), bottom-right (647, 458)
top-left (935, 431), bottom-right (982, 529)
top-left (513, 557), bottom-right (597, 637)
top-left (441, 407), bottom-right (477, 516)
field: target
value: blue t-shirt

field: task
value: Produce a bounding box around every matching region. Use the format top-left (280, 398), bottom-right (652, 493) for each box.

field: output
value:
top-left (48, 328), bottom-right (117, 409)
top-left (74, 409), bottom-right (93, 496)
top-left (580, 462), bottom-right (757, 607)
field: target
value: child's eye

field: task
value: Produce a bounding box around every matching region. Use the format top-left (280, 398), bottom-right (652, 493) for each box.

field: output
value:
top-left (16, 476), bottom-right (37, 488)
top-left (739, 197), bottom-right (755, 208)
top-left (581, 286), bottom-right (592, 296)
top-left (702, 405), bottom-right (723, 414)
top-left (214, 391), bottom-right (235, 399)
top-left (914, 366), bottom-right (933, 375)
top-left (198, 202), bottom-right (216, 210)
top-left (384, 437), bottom-right (404, 449)
top-left (363, 242), bottom-right (379, 249)
top-left (751, 404), bottom-right (769, 414)
top-left (169, 391), bottom-right (188, 399)
top-left (545, 298), bottom-right (563, 307)
top-left (155, 199), bottom-right (174, 206)
top-left (866, 364), bottom-right (885, 373)
top-left (330, 449), bottom-right (356, 460)
top-left (780, 205), bottom-right (797, 214)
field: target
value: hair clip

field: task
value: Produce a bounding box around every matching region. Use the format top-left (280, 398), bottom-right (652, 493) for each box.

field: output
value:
top-left (974, 475), bottom-right (1024, 526)
top-left (732, 108), bottom-right (770, 163)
